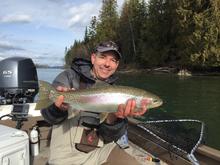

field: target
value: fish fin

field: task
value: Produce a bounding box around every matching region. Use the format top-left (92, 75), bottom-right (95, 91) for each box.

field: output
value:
top-left (100, 112), bottom-right (109, 123)
top-left (35, 80), bottom-right (54, 110)
top-left (35, 98), bottom-right (53, 110)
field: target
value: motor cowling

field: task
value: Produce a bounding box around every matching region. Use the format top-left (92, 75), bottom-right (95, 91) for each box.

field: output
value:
top-left (0, 57), bottom-right (39, 105)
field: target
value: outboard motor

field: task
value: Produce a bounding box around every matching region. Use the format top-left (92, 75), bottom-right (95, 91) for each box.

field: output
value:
top-left (0, 57), bottom-right (39, 128)
top-left (0, 57), bottom-right (39, 105)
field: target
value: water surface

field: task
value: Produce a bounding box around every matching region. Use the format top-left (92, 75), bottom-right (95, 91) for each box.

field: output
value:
top-left (37, 68), bottom-right (64, 83)
top-left (117, 73), bottom-right (220, 150)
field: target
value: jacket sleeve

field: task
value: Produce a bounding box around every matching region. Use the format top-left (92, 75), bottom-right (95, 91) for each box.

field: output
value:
top-left (40, 69), bottom-right (79, 125)
top-left (41, 103), bottom-right (68, 125)
top-left (98, 118), bottom-right (128, 143)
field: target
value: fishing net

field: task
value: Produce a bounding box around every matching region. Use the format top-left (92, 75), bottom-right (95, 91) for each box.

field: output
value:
top-left (137, 119), bottom-right (205, 165)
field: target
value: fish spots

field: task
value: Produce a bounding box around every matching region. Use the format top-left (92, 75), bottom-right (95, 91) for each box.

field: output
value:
top-left (49, 90), bottom-right (55, 99)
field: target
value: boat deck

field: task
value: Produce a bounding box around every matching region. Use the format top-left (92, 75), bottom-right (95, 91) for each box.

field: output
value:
top-left (31, 137), bottom-right (167, 165)
top-left (1, 116), bottom-right (220, 165)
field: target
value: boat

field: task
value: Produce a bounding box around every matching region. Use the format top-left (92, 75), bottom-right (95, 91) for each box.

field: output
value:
top-left (1, 104), bottom-right (220, 165)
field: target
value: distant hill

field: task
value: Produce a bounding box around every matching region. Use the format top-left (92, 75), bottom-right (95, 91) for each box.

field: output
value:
top-left (35, 64), bottom-right (64, 69)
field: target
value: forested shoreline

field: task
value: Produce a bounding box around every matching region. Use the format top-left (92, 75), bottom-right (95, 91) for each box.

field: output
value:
top-left (64, 0), bottom-right (220, 73)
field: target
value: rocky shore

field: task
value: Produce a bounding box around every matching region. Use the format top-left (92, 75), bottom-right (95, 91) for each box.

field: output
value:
top-left (117, 67), bottom-right (220, 76)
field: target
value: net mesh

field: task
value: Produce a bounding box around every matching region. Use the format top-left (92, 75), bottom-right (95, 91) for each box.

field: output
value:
top-left (137, 119), bottom-right (205, 165)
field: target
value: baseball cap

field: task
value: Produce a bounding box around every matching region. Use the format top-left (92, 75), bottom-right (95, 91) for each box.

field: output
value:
top-left (96, 41), bottom-right (122, 59)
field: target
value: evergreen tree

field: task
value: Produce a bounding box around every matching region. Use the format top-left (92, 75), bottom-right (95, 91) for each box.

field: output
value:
top-left (65, 40), bottom-right (90, 66)
top-left (87, 16), bottom-right (97, 41)
top-left (84, 26), bottom-right (89, 44)
top-left (119, 0), bottom-right (147, 66)
top-left (139, 0), bottom-right (173, 67)
top-left (86, 16), bottom-right (98, 53)
top-left (96, 0), bottom-right (119, 42)
top-left (118, 1), bottom-right (133, 65)
top-left (64, 0), bottom-right (220, 70)
top-left (175, 0), bottom-right (220, 68)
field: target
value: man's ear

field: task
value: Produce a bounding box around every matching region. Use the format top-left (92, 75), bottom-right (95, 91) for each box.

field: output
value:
top-left (91, 53), bottom-right (96, 64)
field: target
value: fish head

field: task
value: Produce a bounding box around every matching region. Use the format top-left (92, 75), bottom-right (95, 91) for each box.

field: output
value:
top-left (141, 92), bottom-right (163, 109)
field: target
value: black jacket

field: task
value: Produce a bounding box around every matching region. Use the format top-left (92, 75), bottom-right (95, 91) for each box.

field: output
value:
top-left (41, 58), bottom-right (127, 143)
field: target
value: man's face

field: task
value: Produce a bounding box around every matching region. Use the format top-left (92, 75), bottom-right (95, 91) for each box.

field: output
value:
top-left (91, 52), bottom-right (119, 80)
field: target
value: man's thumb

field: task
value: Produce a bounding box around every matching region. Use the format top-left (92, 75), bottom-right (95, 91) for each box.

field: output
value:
top-left (55, 95), bottom-right (64, 108)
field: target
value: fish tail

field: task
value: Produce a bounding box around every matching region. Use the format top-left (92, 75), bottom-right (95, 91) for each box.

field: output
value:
top-left (35, 80), bottom-right (54, 110)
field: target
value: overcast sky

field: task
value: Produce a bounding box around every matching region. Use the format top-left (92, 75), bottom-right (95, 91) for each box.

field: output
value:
top-left (0, 0), bottom-right (124, 66)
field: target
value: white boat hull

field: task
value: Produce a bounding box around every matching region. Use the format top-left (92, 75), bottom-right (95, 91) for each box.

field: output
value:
top-left (0, 103), bottom-right (41, 120)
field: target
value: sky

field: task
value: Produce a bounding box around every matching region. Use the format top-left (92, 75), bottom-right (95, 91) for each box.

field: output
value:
top-left (0, 0), bottom-right (124, 66)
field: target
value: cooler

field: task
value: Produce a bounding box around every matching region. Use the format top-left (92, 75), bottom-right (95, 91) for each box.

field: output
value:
top-left (0, 124), bottom-right (29, 165)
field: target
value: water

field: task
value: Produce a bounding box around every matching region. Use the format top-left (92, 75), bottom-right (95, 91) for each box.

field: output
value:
top-left (117, 73), bottom-right (220, 150)
top-left (37, 68), bottom-right (220, 150)
top-left (37, 68), bottom-right (64, 83)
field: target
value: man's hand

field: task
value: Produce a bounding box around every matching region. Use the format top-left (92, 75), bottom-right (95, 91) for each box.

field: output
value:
top-left (105, 99), bottom-right (149, 124)
top-left (115, 99), bottom-right (149, 118)
top-left (54, 86), bottom-right (75, 111)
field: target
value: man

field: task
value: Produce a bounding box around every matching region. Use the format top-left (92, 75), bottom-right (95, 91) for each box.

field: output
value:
top-left (41, 41), bottom-right (148, 165)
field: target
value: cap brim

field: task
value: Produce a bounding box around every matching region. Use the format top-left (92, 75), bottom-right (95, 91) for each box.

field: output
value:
top-left (97, 47), bottom-right (122, 59)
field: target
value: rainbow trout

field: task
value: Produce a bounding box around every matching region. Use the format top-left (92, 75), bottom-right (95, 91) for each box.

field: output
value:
top-left (36, 80), bottom-right (163, 112)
